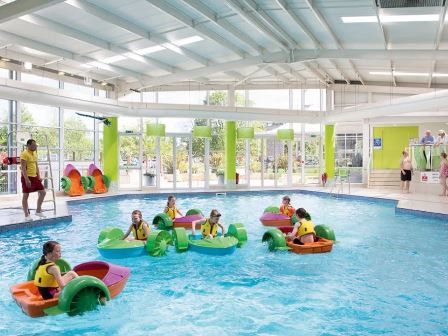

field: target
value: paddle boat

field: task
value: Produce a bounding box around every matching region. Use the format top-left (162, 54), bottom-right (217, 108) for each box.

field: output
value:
top-left (171, 223), bottom-right (247, 256)
top-left (61, 164), bottom-right (88, 196)
top-left (259, 206), bottom-right (298, 227)
top-left (11, 260), bottom-right (130, 317)
top-left (97, 227), bottom-right (172, 258)
top-left (152, 208), bottom-right (204, 230)
top-left (86, 163), bottom-right (110, 194)
top-left (262, 224), bottom-right (336, 254)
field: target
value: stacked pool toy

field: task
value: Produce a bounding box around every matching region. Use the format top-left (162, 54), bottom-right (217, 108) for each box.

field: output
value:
top-left (61, 164), bottom-right (110, 196)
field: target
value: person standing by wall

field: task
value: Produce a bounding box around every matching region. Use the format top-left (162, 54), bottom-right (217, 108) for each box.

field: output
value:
top-left (20, 139), bottom-right (46, 221)
top-left (400, 150), bottom-right (413, 193)
top-left (420, 130), bottom-right (435, 170)
top-left (439, 152), bottom-right (448, 197)
top-left (434, 130), bottom-right (448, 146)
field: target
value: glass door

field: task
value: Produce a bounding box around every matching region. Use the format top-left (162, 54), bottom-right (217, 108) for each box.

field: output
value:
top-left (118, 133), bottom-right (142, 190)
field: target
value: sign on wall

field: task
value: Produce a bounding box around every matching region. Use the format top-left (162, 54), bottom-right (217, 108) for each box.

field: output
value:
top-left (373, 138), bottom-right (382, 150)
top-left (420, 172), bottom-right (440, 183)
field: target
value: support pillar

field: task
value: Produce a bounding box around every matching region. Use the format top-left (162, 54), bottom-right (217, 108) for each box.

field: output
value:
top-left (225, 121), bottom-right (236, 186)
top-left (103, 117), bottom-right (118, 190)
top-left (324, 124), bottom-right (335, 179)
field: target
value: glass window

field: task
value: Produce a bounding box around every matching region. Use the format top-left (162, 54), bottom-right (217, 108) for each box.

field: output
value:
top-left (235, 90), bottom-right (246, 107)
top-left (158, 91), bottom-right (206, 105)
top-left (207, 90), bottom-right (227, 106)
top-left (64, 109), bottom-right (95, 131)
top-left (119, 117), bottom-right (141, 133)
top-left (64, 82), bottom-right (95, 96)
top-left (174, 136), bottom-right (190, 188)
top-left (21, 73), bottom-right (59, 88)
top-left (0, 68), bottom-right (9, 78)
top-left (21, 103), bottom-right (59, 127)
top-left (248, 90), bottom-right (289, 109)
top-left (292, 89), bottom-right (302, 110)
top-left (304, 89), bottom-right (321, 111)
top-left (98, 89), bottom-right (107, 98)
top-left (119, 92), bottom-right (141, 102)
top-left (158, 118), bottom-right (194, 133)
top-left (0, 99), bottom-right (9, 123)
top-left (142, 91), bottom-right (156, 103)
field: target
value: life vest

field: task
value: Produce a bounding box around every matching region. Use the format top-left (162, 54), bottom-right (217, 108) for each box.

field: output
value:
top-left (34, 262), bottom-right (58, 288)
top-left (131, 221), bottom-right (148, 240)
top-left (280, 204), bottom-right (295, 217)
top-left (201, 219), bottom-right (218, 237)
top-left (166, 206), bottom-right (177, 220)
top-left (296, 219), bottom-right (315, 238)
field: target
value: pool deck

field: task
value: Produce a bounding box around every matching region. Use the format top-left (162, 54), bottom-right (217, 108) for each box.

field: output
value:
top-left (0, 186), bottom-right (447, 231)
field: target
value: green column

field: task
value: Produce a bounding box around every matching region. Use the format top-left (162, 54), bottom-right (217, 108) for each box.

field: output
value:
top-left (103, 117), bottom-right (118, 184)
top-left (325, 124), bottom-right (335, 179)
top-left (225, 121), bottom-right (236, 185)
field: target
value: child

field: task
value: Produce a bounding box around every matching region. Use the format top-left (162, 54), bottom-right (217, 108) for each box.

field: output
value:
top-left (122, 210), bottom-right (151, 241)
top-left (287, 208), bottom-right (315, 245)
top-left (192, 209), bottom-right (226, 239)
top-left (279, 195), bottom-right (295, 217)
top-left (439, 152), bottom-right (448, 196)
top-left (34, 241), bottom-right (78, 300)
top-left (164, 195), bottom-right (183, 220)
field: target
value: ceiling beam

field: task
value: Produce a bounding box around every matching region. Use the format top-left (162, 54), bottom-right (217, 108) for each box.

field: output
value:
top-left (145, 0), bottom-right (247, 58)
top-left (19, 14), bottom-right (176, 74)
top-left (303, 0), bottom-right (365, 85)
top-left (0, 0), bottom-right (64, 24)
top-left (428, 3), bottom-right (448, 88)
top-left (181, 0), bottom-right (262, 55)
top-left (222, 0), bottom-right (290, 52)
top-left (241, 0), bottom-right (297, 48)
top-left (0, 29), bottom-right (151, 81)
top-left (120, 51), bottom-right (285, 91)
top-left (65, 0), bottom-right (209, 66)
top-left (371, 0), bottom-right (395, 87)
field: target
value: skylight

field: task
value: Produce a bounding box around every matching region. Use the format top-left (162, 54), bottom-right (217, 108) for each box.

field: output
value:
top-left (135, 45), bottom-right (165, 56)
top-left (173, 36), bottom-right (203, 46)
top-left (102, 55), bottom-right (127, 64)
top-left (342, 14), bottom-right (439, 23)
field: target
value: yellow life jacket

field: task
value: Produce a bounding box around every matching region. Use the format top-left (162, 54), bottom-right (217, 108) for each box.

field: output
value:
top-left (131, 221), bottom-right (148, 240)
top-left (166, 206), bottom-right (177, 220)
top-left (34, 262), bottom-right (58, 288)
top-left (296, 219), bottom-right (315, 238)
top-left (201, 219), bottom-right (218, 237)
top-left (280, 205), bottom-right (295, 217)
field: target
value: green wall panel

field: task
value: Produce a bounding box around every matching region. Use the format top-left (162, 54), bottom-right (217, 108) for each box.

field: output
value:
top-left (324, 124), bottom-right (335, 178)
top-left (373, 126), bottom-right (419, 169)
top-left (103, 117), bottom-right (118, 182)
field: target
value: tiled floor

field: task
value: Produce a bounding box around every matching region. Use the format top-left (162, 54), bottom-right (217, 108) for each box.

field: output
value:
top-left (1, 185), bottom-right (447, 230)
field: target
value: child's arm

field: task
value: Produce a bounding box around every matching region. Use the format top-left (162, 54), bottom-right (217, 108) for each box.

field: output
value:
top-left (164, 206), bottom-right (169, 213)
top-left (218, 223), bottom-right (226, 236)
top-left (122, 225), bottom-right (132, 240)
top-left (47, 265), bottom-right (65, 289)
top-left (177, 209), bottom-right (183, 217)
top-left (142, 221), bottom-right (151, 237)
top-left (192, 218), bottom-right (206, 235)
top-left (289, 222), bottom-right (301, 238)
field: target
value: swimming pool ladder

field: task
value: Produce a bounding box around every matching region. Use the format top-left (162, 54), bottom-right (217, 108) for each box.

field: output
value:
top-left (329, 168), bottom-right (351, 196)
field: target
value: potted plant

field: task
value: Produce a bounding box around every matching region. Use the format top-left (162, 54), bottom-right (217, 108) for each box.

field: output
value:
top-left (216, 169), bottom-right (224, 185)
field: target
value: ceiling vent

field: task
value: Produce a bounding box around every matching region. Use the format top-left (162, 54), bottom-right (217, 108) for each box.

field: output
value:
top-left (376, 0), bottom-right (445, 7)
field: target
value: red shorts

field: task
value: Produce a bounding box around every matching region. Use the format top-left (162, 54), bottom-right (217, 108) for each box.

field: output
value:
top-left (21, 175), bottom-right (45, 193)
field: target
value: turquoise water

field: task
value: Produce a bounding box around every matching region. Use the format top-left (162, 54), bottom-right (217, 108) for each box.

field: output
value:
top-left (1, 192), bottom-right (447, 336)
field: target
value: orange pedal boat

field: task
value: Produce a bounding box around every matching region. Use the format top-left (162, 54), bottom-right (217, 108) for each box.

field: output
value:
top-left (11, 261), bottom-right (130, 317)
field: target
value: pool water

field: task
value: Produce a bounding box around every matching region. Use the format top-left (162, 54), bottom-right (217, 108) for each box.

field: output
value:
top-left (1, 192), bottom-right (447, 336)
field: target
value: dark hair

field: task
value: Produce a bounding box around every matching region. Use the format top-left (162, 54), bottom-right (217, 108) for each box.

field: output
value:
top-left (295, 208), bottom-right (311, 220)
top-left (282, 196), bottom-right (291, 203)
top-left (36, 240), bottom-right (59, 271)
top-left (167, 195), bottom-right (176, 206)
top-left (442, 152), bottom-right (447, 159)
top-left (26, 139), bottom-right (36, 146)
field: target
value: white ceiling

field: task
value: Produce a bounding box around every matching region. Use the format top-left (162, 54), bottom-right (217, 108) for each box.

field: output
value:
top-left (0, 0), bottom-right (448, 93)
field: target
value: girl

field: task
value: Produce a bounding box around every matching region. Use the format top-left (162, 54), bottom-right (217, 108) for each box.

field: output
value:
top-left (164, 195), bottom-right (183, 220)
top-left (34, 241), bottom-right (78, 300)
top-left (439, 152), bottom-right (448, 196)
top-left (192, 209), bottom-right (226, 239)
top-left (122, 210), bottom-right (151, 240)
top-left (287, 208), bottom-right (315, 245)
top-left (279, 195), bottom-right (295, 217)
